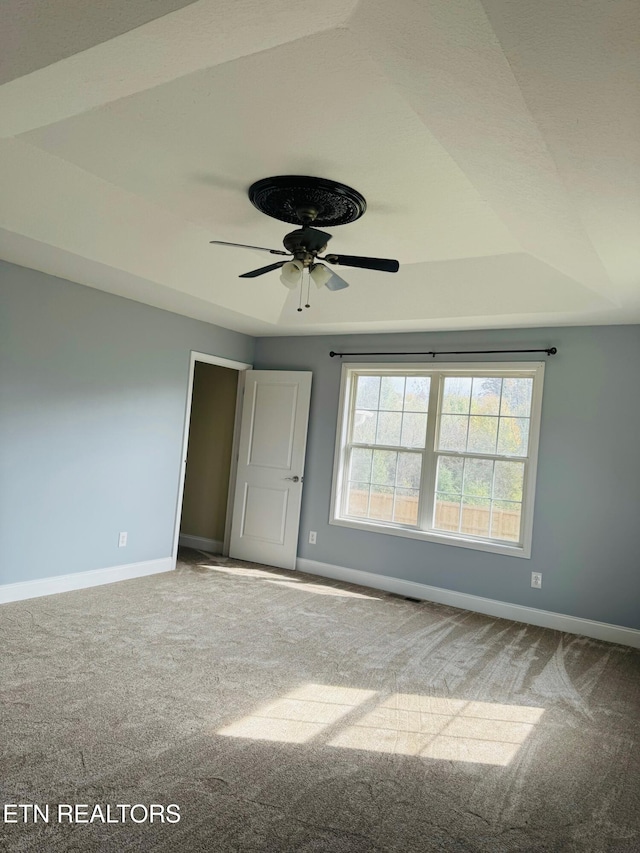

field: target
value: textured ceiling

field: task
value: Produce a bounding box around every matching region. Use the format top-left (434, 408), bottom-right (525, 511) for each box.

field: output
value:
top-left (0, 0), bottom-right (199, 84)
top-left (0, 0), bottom-right (638, 335)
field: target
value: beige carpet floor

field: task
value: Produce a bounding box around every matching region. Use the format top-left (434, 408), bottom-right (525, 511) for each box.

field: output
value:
top-left (1, 548), bottom-right (639, 852)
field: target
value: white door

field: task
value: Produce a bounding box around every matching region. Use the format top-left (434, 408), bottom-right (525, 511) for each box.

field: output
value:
top-left (229, 370), bottom-right (312, 570)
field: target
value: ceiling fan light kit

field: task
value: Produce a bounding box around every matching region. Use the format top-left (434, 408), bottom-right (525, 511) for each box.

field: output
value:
top-left (280, 260), bottom-right (303, 289)
top-left (310, 263), bottom-right (333, 289)
top-left (210, 175), bottom-right (400, 311)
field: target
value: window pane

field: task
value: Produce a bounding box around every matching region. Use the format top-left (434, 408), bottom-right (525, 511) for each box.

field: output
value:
top-left (434, 494), bottom-right (461, 532)
top-left (442, 377), bottom-right (472, 413)
top-left (352, 410), bottom-right (377, 444)
top-left (376, 411), bottom-right (402, 446)
top-left (355, 376), bottom-right (380, 410)
top-left (380, 376), bottom-right (405, 411)
top-left (470, 377), bottom-right (502, 415)
top-left (349, 448), bottom-right (372, 482)
top-left (397, 453), bottom-right (422, 489)
top-left (463, 458), bottom-right (493, 498)
top-left (436, 456), bottom-right (463, 494)
top-left (461, 497), bottom-right (491, 537)
top-left (394, 489), bottom-right (419, 525)
top-left (491, 500), bottom-right (522, 541)
top-left (497, 417), bottom-right (530, 456)
top-left (338, 366), bottom-right (541, 552)
top-left (346, 483), bottom-right (369, 517)
top-left (369, 485), bottom-right (394, 521)
top-left (500, 378), bottom-right (533, 417)
top-left (404, 376), bottom-right (430, 412)
top-left (467, 416), bottom-right (498, 454)
top-left (494, 461), bottom-right (524, 502)
top-left (371, 450), bottom-right (397, 486)
top-left (439, 415), bottom-right (468, 451)
top-left (401, 412), bottom-right (427, 448)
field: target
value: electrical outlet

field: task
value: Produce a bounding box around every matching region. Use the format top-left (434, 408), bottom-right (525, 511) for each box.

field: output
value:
top-left (308, 531), bottom-right (317, 545)
top-left (118, 532), bottom-right (128, 548)
top-left (531, 572), bottom-right (542, 589)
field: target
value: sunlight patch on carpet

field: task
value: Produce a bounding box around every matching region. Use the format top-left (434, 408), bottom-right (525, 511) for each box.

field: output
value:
top-left (218, 684), bottom-right (376, 743)
top-left (198, 562), bottom-right (380, 599)
top-left (218, 684), bottom-right (544, 765)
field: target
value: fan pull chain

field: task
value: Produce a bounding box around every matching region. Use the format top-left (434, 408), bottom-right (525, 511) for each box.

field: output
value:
top-left (297, 279), bottom-right (303, 312)
top-left (305, 270), bottom-right (311, 309)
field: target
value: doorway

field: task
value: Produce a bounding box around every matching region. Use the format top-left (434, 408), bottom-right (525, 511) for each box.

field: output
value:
top-left (172, 354), bottom-right (312, 572)
top-left (172, 352), bottom-right (251, 566)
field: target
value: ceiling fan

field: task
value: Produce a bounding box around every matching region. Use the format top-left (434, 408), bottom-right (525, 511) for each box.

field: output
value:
top-left (209, 176), bottom-right (399, 310)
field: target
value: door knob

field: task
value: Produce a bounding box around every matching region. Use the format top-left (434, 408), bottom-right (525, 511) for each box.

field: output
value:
top-left (284, 476), bottom-right (300, 482)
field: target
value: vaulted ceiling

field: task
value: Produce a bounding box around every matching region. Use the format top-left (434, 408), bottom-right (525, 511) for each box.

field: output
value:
top-left (1, 0), bottom-right (638, 335)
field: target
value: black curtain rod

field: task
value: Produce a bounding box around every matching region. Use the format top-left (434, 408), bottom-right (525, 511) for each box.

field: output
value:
top-left (329, 347), bottom-right (557, 358)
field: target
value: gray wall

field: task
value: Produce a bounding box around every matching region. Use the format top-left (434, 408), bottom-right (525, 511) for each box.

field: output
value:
top-left (0, 261), bottom-right (253, 585)
top-left (3, 257), bottom-right (638, 631)
top-left (255, 326), bottom-right (640, 630)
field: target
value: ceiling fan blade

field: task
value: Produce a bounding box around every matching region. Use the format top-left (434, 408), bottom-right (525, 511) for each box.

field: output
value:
top-left (323, 253), bottom-right (399, 273)
top-left (210, 239), bottom-right (290, 256)
top-left (324, 271), bottom-right (350, 291)
top-left (239, 261), bottom-right (288, 278)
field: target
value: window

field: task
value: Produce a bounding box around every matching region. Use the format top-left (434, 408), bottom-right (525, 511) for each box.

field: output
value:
top-left (330, 363), bottom-right (545, 557)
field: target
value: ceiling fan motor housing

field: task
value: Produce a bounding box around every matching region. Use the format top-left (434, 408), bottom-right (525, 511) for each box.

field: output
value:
top-left (283, 227), bottom-right (332, 258)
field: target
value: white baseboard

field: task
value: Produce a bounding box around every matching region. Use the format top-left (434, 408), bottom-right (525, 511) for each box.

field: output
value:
top-left (0, 557), bottom-right (173, 605)
top-left (179, 534), bottom-right (224, 554)
top-left (296, 558), bottom-right (640, 650)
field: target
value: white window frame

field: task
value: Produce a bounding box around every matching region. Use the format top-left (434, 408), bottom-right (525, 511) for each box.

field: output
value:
top-left (329, 362), bottom-right (545, 559)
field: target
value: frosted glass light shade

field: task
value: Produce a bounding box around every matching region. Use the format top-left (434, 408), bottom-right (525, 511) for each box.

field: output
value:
top-left (280, 260), bottom-right (303, 289)
top-left (310, 263), bottom-right (333, 289)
